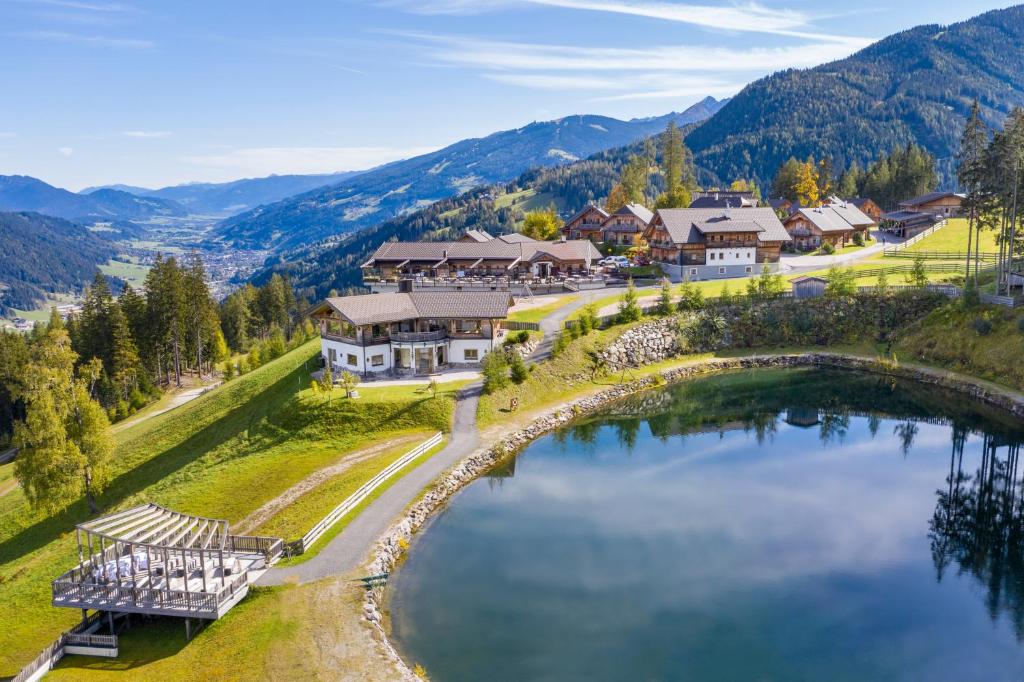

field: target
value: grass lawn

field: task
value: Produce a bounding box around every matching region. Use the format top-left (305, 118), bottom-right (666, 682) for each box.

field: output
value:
top-left (812, 241), bottom-right (871, 256)
top-left (904, 218), bottom-right (998, 255)
top-left (0, 340), bottom-right (461, 676)
top-left (48, 578), bottom-right (404, 682)
top-left (99, 258), bottom-right (150, 289)
top-left (0, 461), bottom-right (15, 498)
top-left (507, 295), bottom-right (578, 324)
top-left (895, 303), bottom-right (1024, 390)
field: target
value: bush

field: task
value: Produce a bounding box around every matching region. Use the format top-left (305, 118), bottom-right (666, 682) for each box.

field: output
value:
top-left (852, 231), bottom-right (865, 247)
top-left (821, 241), bottom-right (836, 254)
top-left (515, 330), bottom-right (530, 344)
top-left (680, 310), bottom-right (728, 352)
top-left (552, 331), bottom-right (571, 357)
top-left (577, 303), bottom-right (599, 334)
top-left (676, 278), bottom-right (705, 311)
top-left (972, 317), bottom-right (993, 336)
top-left (962, 280), bottom-right (980, 309)
top-left (617, 279), bottom-right (642, 324)
top-left (222, 361), bottom-right (235, 381)
top-left (509, 352), bottom-right (528, 384)
top-left (481, 350), bottom-right (510, 394)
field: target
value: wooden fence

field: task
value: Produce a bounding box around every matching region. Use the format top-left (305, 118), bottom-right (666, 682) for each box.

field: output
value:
top-left (12, 612), bottom-right (117, 682)
top-left (501, 321), bottom-right (541, 332)
top-left (884, 250), bottom-right (998, 261)
top-left (293, 432), bottom-right (444, 554)
top-left (882, 219), bottom-right (947, 253)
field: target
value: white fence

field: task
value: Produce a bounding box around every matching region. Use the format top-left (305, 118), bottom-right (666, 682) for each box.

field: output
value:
top-left (882, 219), bottom-right (947, 253)
top-left (296, 432), bottom-right (444, 553)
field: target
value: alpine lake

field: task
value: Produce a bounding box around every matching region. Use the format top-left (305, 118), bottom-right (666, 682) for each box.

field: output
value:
top-left (388, 368), bottom-right (1024, 681)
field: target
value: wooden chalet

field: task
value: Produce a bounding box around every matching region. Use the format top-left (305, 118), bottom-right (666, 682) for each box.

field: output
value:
top-left (848, 197), bottom-right (883, 222)
top-left (898, 191), bottom-right (965, 218)
top-left (783, 202), bottom-right (874, 250)
top-left (644, 207), bottom-right (791, 280)
top-left (562, 205), bottom-right (609, 241)
top-left (601, 204), bottom-right (654, 246)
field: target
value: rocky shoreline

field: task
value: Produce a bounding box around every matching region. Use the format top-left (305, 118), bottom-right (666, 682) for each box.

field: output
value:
top-left (361, 352), bottom-right (1024, 678)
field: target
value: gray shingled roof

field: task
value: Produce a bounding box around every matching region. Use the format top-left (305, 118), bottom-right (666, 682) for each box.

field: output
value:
top-left (788, 207), bottom-right (858, 233)
top-left (654, 208), bottom-right (791, 245)
top-left (826, 202), bottom-right (875, 228)
top-left (616, 203), bottom-right (654, 225)
top-left (462, 229), bottom-right (493, 242)
top-left (495, 233), bottom-right (537, 243)
top-left (898, 191), bottom-right (966, 208)
top-left (689, 196), bottom-right (755, 209)
top-left (694, 220), bottom-right (765, 234)
top-left (320, 291), bottom-right (512, 325)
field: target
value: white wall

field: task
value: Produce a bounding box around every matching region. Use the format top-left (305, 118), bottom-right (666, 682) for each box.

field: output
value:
top-left (448, 338), bottom-right (495, 365)
top-left (705, 247), bottom-right (756, 265)
top-left (321, 339), bottom-right (392, 374)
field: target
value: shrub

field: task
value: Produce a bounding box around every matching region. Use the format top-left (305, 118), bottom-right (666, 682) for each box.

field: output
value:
top-left (852, 231), bottom-right (865, 247)
top-left (972, 317), bottom-right (993, 336)
top-left (339, 370), bottom-right (360, 398)
top-left (320, 365), bottom-right (334, 391)
top-left (509, 352), bottom-right (528, 384)
top-left (824, 266), bottom-right (856, 298)
top-left (906, 255), bottom-right (929, 287)
top-left (222, 361), bottom-right (235, 381)
top-left (617, 279), bottom-right (642, 324)
top-left (577, 303), bottom-right (599, 334)
top-left (821, 241), bottom-right (836, 254)
top-left (962, 280), bottom-right (980, 309)
top-left (552, 331), bottom-right (571, 357)
top-left (655, 278), bottom-right (673, 316)
top-left (481, 350), bottom-right (510, 393)
top-left (515, 330), bottom-right (530, 344)
top-left (681, 310), bottom-right (728, 352)
top-left (676, 278), bottom-right (705, 311)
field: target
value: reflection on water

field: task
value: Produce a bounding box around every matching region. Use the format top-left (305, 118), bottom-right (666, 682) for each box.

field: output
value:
top-left (390, 369), bottom-right (1024, 682)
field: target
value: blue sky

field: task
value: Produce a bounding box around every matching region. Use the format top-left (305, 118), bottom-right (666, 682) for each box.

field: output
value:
top-left (0, 0), bottom-right (1013, 190)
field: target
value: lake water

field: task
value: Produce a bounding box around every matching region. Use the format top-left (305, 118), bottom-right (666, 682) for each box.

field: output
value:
top-left (388, 369), bottom-right (1024, 681)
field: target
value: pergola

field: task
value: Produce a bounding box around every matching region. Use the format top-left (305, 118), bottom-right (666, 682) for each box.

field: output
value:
top-left (52, 504), bottom-right (283, 626)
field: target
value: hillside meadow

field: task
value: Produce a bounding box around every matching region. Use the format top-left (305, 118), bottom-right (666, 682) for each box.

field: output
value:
top-left (0, 339), bottom-right (459, 676)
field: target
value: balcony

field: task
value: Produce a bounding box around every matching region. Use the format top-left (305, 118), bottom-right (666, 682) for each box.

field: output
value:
top-left (391, 330), bottom-right (447, 343)
top-left (321, 332), bottom-right (391, 346)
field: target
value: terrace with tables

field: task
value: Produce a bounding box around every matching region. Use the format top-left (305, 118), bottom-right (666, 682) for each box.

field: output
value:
top-left (52, 504), bottom-right (283, 626)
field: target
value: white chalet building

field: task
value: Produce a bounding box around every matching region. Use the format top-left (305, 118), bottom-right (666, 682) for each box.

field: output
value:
top-left (309, 290), bottom-right (513, 376)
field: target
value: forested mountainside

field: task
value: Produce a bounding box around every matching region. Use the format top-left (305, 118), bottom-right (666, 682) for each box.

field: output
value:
top-left (0, 212), bottom-right (116, 313)
top-left (687, 5), bottom-right (1024, 187)
top-left (0, 175), bottom-right (186, 221)
top-left (252, 140), bottom-right (648, 301)
top-left (214, 98), bottom-right (727, 251)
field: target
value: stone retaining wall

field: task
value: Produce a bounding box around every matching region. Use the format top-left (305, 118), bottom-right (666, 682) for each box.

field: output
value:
top-left (363, 353), bottom-right (1024, 677)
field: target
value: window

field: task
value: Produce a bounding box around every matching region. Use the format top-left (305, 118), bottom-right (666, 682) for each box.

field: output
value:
top-left (464, 348), bottom-right (479, 361)
top-left (719, 267), bottom-right (726, 275)
top-left (709, 252), bottom-right (715, 261)
top-left (371, 354), bottom-right (384, 367)
top-left (328, 348), bottom-right (337, 364)
top-left (690, 268), bottom-right (698, 276)
top-left (346, 354), bottom-right (358, 367)
top-left (745, 266), bottom-right (753, 274)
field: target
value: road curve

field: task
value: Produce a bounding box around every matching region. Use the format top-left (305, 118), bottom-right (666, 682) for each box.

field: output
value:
top-left (259, 382), bottom-right (481, 585)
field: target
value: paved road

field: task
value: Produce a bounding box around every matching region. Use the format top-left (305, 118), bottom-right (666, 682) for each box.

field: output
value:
top-left (530, 287), bottom-right (623, 363)
top-left (258, 382), bottom-right (482, 585)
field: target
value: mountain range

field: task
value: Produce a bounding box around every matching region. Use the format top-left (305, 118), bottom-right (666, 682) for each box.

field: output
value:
top-left (213, 97), bottom-right (728, 251)
top-left (686, 5), bottom-right (1024, 186)
top-left (83, 171), bottom-right (365, 216)
top-left (0, 175), bottom-right (186, 224)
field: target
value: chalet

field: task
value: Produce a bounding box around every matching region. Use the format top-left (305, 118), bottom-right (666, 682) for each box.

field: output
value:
top-left (310, 290), bottom-right (512, 376)
top-left (690, 191), bottom-right (756, 209)
top-left (602, 204), bottom-right (654, 246)
top-left (848, 198), bottom-right (883, 222)
top-left (898, 191), bottom-right (965, 218)
top-left (562, 205), bottom-right (609, 241)
top-left (361, 234), bottom-right (601, 281)
top-left (644, 207), bottom-right (791, 281)
top-left (783, 203), bottom-right (874, 250)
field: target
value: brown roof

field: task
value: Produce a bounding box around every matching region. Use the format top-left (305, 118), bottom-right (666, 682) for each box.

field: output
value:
top-left (566, 204), bottom-right (609, 225)
top-left (653, 208), bottom-right (791, 245)
top-left (786, 207), bottom-right (857, 233)
top-left (614, 203), bottom-right (654, 225)
top-left (365, 238), bottom-right (600, 266)
top-left (318, 290), bottom-right (512, 325)
top-left (898, 191), bottom-right (965, 208)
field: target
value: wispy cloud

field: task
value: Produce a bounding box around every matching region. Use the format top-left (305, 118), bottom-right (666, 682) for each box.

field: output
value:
top-left (389, 0), bottom-right (871, 44)
top-left (17, 30), bottom-right (152, 48)
top-left (181, 146), bottom-right (439, 177)
top-left (58, 147), bottom-right (75, 157)
top-left (17, 0), bottom-right (135, 11)
top-left (409, 34), bottom-right (865, 73)
top-left (122, 130), bottom-right (171, 138)
top-left (0, 132), bottom-right (18, 139)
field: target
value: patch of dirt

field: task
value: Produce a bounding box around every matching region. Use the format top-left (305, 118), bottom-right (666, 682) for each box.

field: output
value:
top-left (234, 434), bottom-right (424, 535)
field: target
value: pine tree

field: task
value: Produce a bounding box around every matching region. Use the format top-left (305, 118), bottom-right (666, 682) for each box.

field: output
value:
top-left (958, 99), bottom-right (989, 284)
top-left (771, 158), bottom-right (803, 202)
top-left (109, 304), bottom-right (141, 401)
top-left (620, 155), bottom-right (649, 206)
top-left (655, 277), bottom-right (673, 316)
top-left (656, 122), bottom-right (692, 208)
top-left (617, 279), bottom-right (642, 323)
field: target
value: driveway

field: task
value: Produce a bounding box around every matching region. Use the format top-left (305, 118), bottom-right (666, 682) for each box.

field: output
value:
top-left (780, 230), bottom-right (904, 271)
top-left (258, 382), bottom-right (482, 584)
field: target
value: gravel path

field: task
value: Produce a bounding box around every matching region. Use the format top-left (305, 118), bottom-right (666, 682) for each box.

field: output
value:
top-left (530, 287), bottom-right (623, 363)
top-left (258, 382), bottom-right (482, 585)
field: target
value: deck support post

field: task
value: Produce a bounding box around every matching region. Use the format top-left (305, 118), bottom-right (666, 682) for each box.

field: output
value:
top-left (107, 610), bottom-right (114, 635)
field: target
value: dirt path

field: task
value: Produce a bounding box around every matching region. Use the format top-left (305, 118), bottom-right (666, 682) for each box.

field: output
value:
top-left (234, 434), bottom-right (424, 536)
top-left (114, 381), bottom-right (221, 432)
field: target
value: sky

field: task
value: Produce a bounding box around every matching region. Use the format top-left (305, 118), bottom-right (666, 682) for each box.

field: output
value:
top-left (0, 0), bottom-right (1014, 190)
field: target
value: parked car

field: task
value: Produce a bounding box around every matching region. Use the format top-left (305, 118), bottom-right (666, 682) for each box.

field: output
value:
top-left (598, 256), bottom-right (630, 268)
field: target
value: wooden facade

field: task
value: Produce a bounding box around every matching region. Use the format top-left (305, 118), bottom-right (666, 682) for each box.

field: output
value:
top-left (562, 205), bottom-right (608, 241)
